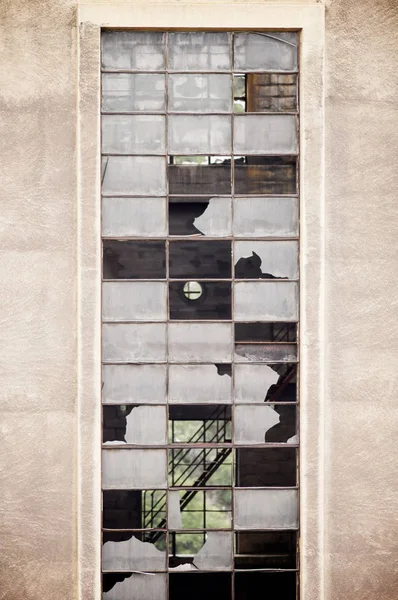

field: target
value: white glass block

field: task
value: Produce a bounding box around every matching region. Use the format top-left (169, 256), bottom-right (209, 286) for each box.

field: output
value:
top-left (102, 115), bottom-right (166, 154)
top-left (234, 241), bottom-right (298, 279)
top-left (102, 323), bottom-right (166, 362)
top-left (102, 31), bottom-right (166, 70)
top-left (234, 364), bottom-right (280, 403)
top-left (235, 344), bottom-right (297, 363)
top-left (102, 449), bottom-right (167, 489)
top-left (234, 282), bottom-right (298, 322)
top-left (234, 489), bottom-right (298, 529)
top-left (168, 491), bottom-right (183, 529)
top-left (168, 323), bottom-right (233, 363)
top-left (102, 364), bottom-right (167, 404)
top-left (123, 406), bottom-right (167, 444)
top-left (234, 32), bottom-right (298, 72)
top-left (168, 32), bottom-right (231, 71)
top-left (102, 73), bottom-right (166, 112)
top-left (102, 157), bottom-right (166, 196)
top-left (102, 197), bottom-right (167, 237)
top-left (194, 532), bottom-right (233, 571)
top-left (102, 282), bottom-right (167, 322)
top-left (234, 197), bottom-right (298, 238)
top-left (234, 115), bottom-right (297, 155)
top-left (193, 197), bottom-right (232, 237)
top-left (168, 74), bottom-right (232, 112)
top-left (169, 364), bottom-right (232, 404)
top-left (234, 405), bottom-right (281, 444)
top-left (102, 534), bottom-right (166, 571)
top-left (103, 573), bottom-right (167, 600)
top-left (169, 116), bottom-right (231, 155)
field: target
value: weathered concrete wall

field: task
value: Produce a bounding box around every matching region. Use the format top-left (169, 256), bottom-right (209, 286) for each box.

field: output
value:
top-left (0, 1), bottom-right (398, 599)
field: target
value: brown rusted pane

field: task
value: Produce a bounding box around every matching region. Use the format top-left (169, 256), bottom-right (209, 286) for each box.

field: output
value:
top-left (234, 157), bottom-right (296, 195)
top-left (247, 73), bottom-right (297, 112)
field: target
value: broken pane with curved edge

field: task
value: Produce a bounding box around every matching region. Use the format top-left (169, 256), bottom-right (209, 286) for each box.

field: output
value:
top-left (103, 405), bottom-right (167, 445)
top-left (103, 573), bottom-right (167, 600)
top-left (169, 532), bottom-right (233, 571)
top-left (234, 344), bottom-right (298, 363)
top-left (234, 364), bottom-right (279, 403)
top-left (102, 115), bottom-right (166, 155)
top-left (102, 532), bottom-right (167, 571)
top-left (102, 282), bottom-right (167, 322)
top-left (168, 323), bottom-right (233, 363)
top-left (169, 74), bottom-right (232, 113)
top-left (102, 197), bottom-right (167, 238)
top-left (168, 32), bottom-right (231, 71)
top-left (102, 31), bottom-right (166, 71)
top-left (103, 490), bottom-right (166, 530)
top-left (234, 489), bottom-right (298, 529)
top-left (102, 73), bottom-right (166, 112)
top-left (103, 240), bottom-right (166, 280)
top-left (234, 282), bottom-right (298, 322)
top-left (234, 405), bottom-right (297, 444)
top-left (237, 448), bottom-right (297, 487)
top-left (169, 196), bottom-right (232, 237)
top-left (234, 115), bottom-right (298, 155)
top-left (169, 116), bottom-right (231, 155)
top-left (234, 241), bottom-right (298, 280)
top-left (235, 530), bottom-right (297, 569)
top-left (246, 73), bottom-right (298, 113)
top-left (168, 489), bottom-right (232, 530)
top-left (102, 449), bottom-right (167, 489)
top-left (234, 32), bottom-right (298, 72)
top-left (168, 365), bottom-right (232, 404)
top-left (102, 156), bottom-right (167, 196)
top-left (102, 324), bottom-right (167, 363)
top-left (234, 157), bottom-right (296, 195)
top-left (169, 163), bottom-right (231, 195)
top-left (234, 197), bottom-right (298, 238)
top-left (168, 447), bottom-right (232, 487)
top-left (102, 364), bottom-right (167, 405)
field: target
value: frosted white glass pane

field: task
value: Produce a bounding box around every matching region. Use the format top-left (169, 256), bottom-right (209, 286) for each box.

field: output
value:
top-left (234, 489), bottom-right (298, 529)
top-left (169, 116), bottom-right (231, 155)
top-left (169, 365), bottom-right (232, 404)
top-left (102, 157), bottom-right (166, 196)
top-left (234, 364), bottom-right (280, 403)
top-left (234, 282), bottom-right (298, 321)
top-left (168, 74), bottom-right (232, 112)
top-left (235, 344), bottom-right (298, 363)
top-left (234, 405), bottom-right (282, 444)
top-left (102, 323), bottom-right (166, 362)
top-left (168, 32), bottom-right (231, 71)
top-left (102, 31), bottom-right (166, 70)
top-left (102, 73), bottom-right (166, 112)
top-left (102, 115), bottom-right (165, 154)
top-left (102, 364), bottom-right (167, 404)
top-left (120, 406), bottom-right (167, 444)
top-left (102, 282), bottom-right (167, 321)
top-left (102, 197), bottom-right (167, 237)
top-left (102, 449), bottom-right (167, 489)
top-left (234, 241), bottom-right (298, 279)
top-left (234, 197), bottom-right (298, 238)
top-left (234, 32), bottom-right (298, 72)
top-left (234, 115), bottom-right (297, 155)
top-left (192, 197), bottom-right (232, 237)
top-left (168, 323), bottom-right (233, 363)
top-left (102, 534), bottom-right (166, 571)
top-left (103, 574), bottom-right (167, 600)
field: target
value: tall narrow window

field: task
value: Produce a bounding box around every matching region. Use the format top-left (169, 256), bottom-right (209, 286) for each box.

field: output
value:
top-left (101, 30), bottom-right (299, 600)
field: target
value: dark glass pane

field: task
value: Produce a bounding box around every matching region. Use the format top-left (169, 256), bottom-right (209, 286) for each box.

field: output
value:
top-left (103, 240), bottom-right (166, 279)
top-left (235, 572), bottom-right (296, 600)
top-left (235, 322), bottom-right (297, 342)
top-left (234, 157), bottom-right (296, 195)
top-left (169, 573), bottom-right (232, 600)
top-left (169, 164), bottom-right (231, 195)
top-left (236, 447), bottom-right (297, 487)
top-left (169, 281), bottom-right (231, 320)
top-left (169, 241), bottom-right (231, 279)
top-left (246, 73), bottom-right (297, 113)
top-left (235, 531), bottom-right (297, 569)
top-left (103, 490), bottom-right (143, 530)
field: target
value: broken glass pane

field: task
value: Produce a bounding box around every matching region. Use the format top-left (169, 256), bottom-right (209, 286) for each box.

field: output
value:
top-left (103, 241), bottom-right (166, 280)
top-left (102, 197), bottom-right (167, 238)
top-left (234, 344), bottom-right (298, 363)
top-left (102, 531), bottom-right (167, 571)
top-left (169, 241), bottom-right (231, 279)
top-left (168, 366), bottom-right (232, 404)
top-left (169, 116), bottom-right (231, 155)
top-left (234, 157), bottom-right (296, 195)
top-left (236, 447), bottom-right (297, 487)
top-left (102, 323), bottom-right (166, 362)
top-left (234, 32), bottom-right (298, 72)
top-left (169, 282), bottom-right (231, 320)
top-left (234, 572), bottom-right (297, 600)
top-left (234, 197), bottom-right (299, 238)
top-left (102, 449), bottom-right (167, 489)
top-left (102, 115), bottom-right (166, 154)
top-left (235, 322), bottom-right (297, 342)
top-left (168, 489), bottom-right (232, 530)
top-left (235, 530), bottom-right (297, 569)
top-left (103, 405), bottom-right (167, 445)
top-left (103, 489), bottom-right (166, 530)
top-left (168, 323), bottom-right (233, 363)
top-left (234, 115), bottom-right (297, 155)
top-left (168, 32), bottom-right (231, 71)
top-left (246, 73), bottom-right (298, 112)
top-left (169, 196), bottom-right (232, 237)
top-left (102, 73), bottom-right (166, 112)
top-left (102, 156), bottom-right (166, 196)
top-left (234, 405), bottom-right (297, 444)
top-left (168, 405), bottom-right (232, 443)
top-left (103, 573), bottom-right (167, 600)
top-left (234, 241), bottom-right (299, 280)
top-left (168, 532), bottom-right (232, 571)
top-left (234, 364), bottom-right (280, 404)
top-left (102, 282), bottom-right (167, 321)
top-left (102, 364), bottom-right (167, 405)
top-left (168, 447), bottom-right (232, 487)
top-left (234, 488), bottom-right (298, 529)
top-left (102, 31), bottom-right (166, 71)
top-left (168, 74), bottom-right (232, 113)
top-left (234, 282), bottom-right (298, 322)
top-left (169, 163), bottom-right (231, 195)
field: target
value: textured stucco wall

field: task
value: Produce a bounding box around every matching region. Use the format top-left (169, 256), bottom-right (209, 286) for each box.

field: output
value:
top-left (0, 1), bottom-right (398, 599)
